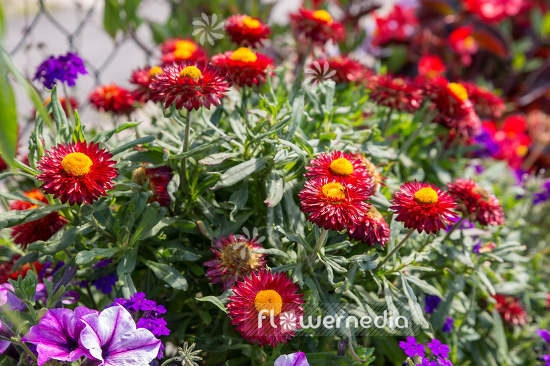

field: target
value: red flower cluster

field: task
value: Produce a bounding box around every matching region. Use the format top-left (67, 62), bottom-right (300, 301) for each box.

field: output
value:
top-left (447, 178), bottom-right (505, 226)
top-left (159, 39), bottom-right (207, 64)
top-left (369, 74), bottom-right (424, 113)
top-left (462, 82), bottom-right (506, 119)
top-left (311, 56), bottom-right (368, 84)
top-left (482, 115), bottom-right (531, 169)
top-left (418, 55), bottom-right (446, 79)
top-left (225, 15), bottom-right (271, 48)
top-left (448, 26), bottom-right (478, 66)
top-left (290, 8), bottom-right (346, 45)
top-left (493, 294), bottom-right (527, 326)
top-left (372, 5), bottom-right (418, 46)
top-left (464, 0), bottom-right (524, 23)
top-left (0, 255), bottom-right (46, 284)
top-left (131, 166), bottom-right (173, 207)
top-left (212, 48), bottom-right (273, 87)
top-left (89, 84), bottom-right (136, 116)
top-left (129, 66), bottom-right (164, 103)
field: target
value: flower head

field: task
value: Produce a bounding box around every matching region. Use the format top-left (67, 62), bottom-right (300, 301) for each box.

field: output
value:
top-left (418, 55), bottom-right (446, 79)
top-left (225, 15), bottom-right (271, 48)
top-left (425, 295), bottom-right (441, 314)
top-left (464, 0), bottom-right (523, 23)
top-left (137, 316), bottom-right (170, 337)
top-left (275, 351), bottom-right (310, 366)
top-left (92, 274), bottom-right (117, 295)
top-left (347, 206), bottom-right (390, 246)
top-left (132, 166), bottom-right (173, 207)
top-left (310, 57), bottom-right (368, 84)
top-left (442, 316), bottom-right (454, 333)
top-left (37, 141), bottom-right (118, 205)
top-left (427, 339), bottom-right (450, 358)
top-left (89, 84), bottom-right (136, 115)
top-left (129, 66), bottom-right (163, 103)
top-left (390, 181), bottom-right (459, 234)
top-left (462, 82), bottom-right (506, 119)
top-left (481, 115), bottom-right (530, 169)
top-left (290, 8), bottom-right (346, 46)
top-left (533, 178), bottom-right (550, 205)
top-left (212, 48), bottom-right (273, 87)
top-left (227, 269), bottom-right (304, 347)
top-left (150, 61), bottom-right (230, 111)
top-left (159, 39), bottom-right (207, 64)
top-left (22, 307), bottom-right (97, 366)
top-left (493, 294), bottom-right (527, 326)
top-left (34, 52), bottom-right (87, 89)
top-left (372, 5), bottom-right (418, 46)
top-left (448, 26), bottom-right (478, 66)
top-left (9, 189), bottom-right (67, 249)
top-left (204, 233), bottom-right (268, 291)
top-left (446, 178), bottom-right (504, 226)
top-left (399, 336), bottom-right (425, 358)
top-left (79, 305), bottom-right (161, 366)
top-left (305, 151), bottom-right (373, 188)
top-left (299, 176), bottom-right (371, 231)
top-left (369, 74), bottom-right (424, 113)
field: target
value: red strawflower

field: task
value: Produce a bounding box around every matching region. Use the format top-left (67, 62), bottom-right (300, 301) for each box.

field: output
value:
top-left (369, 74), bottom-right (424, 113)
top-left (418, 55), bottom-right (446, 79)
top-left (204, 234), bottom-right (268, 291)
top-left (462, 82), bottom-right (506, 119)
top-left (0, 255), bottom-right (46, 284)
top-left (212, 48), bottom-right (273, 87)
top-left (448, 26), bottom-right (478, 66)
top-left (159, 39), bottom-right (207, 64)
top-left (37, 141), bottom-right (118, 205)
top-left (447, 178), bottom-right (505, 226)
top-left (347, 206), bottom-right (390, 246)
top-left (464, 0), bottom-right (523, 23)
top-left (372, 5), bottom-right (418, 46)
top-left (310, 56), bottom-right (368, 84)
top-left (131, 166), bottom-right (173, 207)
top-left (305, 151), bottom-right (373, 189)
top-left (129, 66), bottom-right (164, 103)
top-left (482, 115), bottom-right (531, 169)
top-left (225, 15), bottom-right (271, 48)
top-left (290, 8), bottom-right (346, 45)
top-left (298, 176), bottom-right (370, 231)
top-left (390, 181), bottom-right (459, 234)
top-left (150, 61), bottom-right (231, 111)
top-left (492, 294), bottom-right (527, 326)
top-left (227, 269), bottom-right (304, 347)
top-left (430, 80), bottom-right (482, 138)
top-left (89, 84), bottom-right (136, 115)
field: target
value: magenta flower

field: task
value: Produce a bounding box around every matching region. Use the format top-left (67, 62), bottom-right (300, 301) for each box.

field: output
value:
top-left (399, 336), bottom-right (425, 358)
top-left (0, 287), bottom-right (7, 306)
top-left (427, 339), bottom-right (450, 359)
top-left (538, 329), bottom-right (550, 343)
top-left (79, 306), bottom-right (161, 366)
top-left (416, 358), bottom-right (437, 366)
top-left (22, 307), bottom-right (97, 366)
top-left (275, 351), bottom-right (309, 366)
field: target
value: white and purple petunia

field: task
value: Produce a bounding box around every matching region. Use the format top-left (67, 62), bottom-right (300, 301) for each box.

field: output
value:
top-left (274, 351), bottom-right (310, 366)
top-left (79, 305), bottom-right (161, 366)
top-left (22, 306), bottom-right (98, 366)
top-left (0, 287), bottom-right (8, 307)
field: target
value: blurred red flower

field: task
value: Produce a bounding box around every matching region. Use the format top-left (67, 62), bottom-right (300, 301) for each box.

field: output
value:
top-left (448, 26), bottom-right (478, 66)
top-left (464, 0), bottom-right (523, 23)
top-left (482, 115), bottom-right (531, 169)
top-left (372, 5), bottom-right (418, 46)
top-left (418, 55), bottom-right (446, 79)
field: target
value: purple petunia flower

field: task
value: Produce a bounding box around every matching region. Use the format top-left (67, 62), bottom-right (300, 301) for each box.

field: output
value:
top-left (425, 295), bottom-right (441, 314)
top-left (399, 336), bottom-right (426, 358)
top-left (534, 179), bottom-right (550, 205)
top-left (92, 274), bottom-right (118, 295)
top-left (538, 329), bottom-right (550, 343)
top-left (275, 351), bottom-right (310, 366)
top-left (137, 316), bottom-right (170, 337)
top-left (79, 305), bottom-right (161, 366)
top-left (22, 307), bottom-right (97, 366)
top-left (442, 316), bottom-right (454, 333)
top-left (416, 358), bottom-right (437, 366)
top-left (0, 287), bottom-right (7, 307)
top-left (427, 339), bottom-right (450, 358)
top-left (34, 52), bottom-right (87, 89)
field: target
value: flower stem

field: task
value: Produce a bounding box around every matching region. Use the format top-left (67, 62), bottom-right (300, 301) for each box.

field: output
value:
top-left (62, 83), bottom-right (75, 124)
top-left (380, 108), bottom-right (393, 136)
top-left (376, 228), bottom-right (415, 270)
top-left (442, 216), bottom-right (466, 243)
top-left (398, 110), bottom-right (436, 155)
top-left (180, 110), bottom-right (191, 196)
top-left (160, 357), bottom-right (180, 366)
top-left (305, 228), bottom-right (329, 269)
top-left (15, 338), bottom-right (38, 363)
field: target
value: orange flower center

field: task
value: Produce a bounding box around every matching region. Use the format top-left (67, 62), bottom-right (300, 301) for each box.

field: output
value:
top-left (243, 16), bottom-right (261, 29)
top-left (447, 83), bottom-right (468, 102)
top-left (254, 290), bottom-right (283, 316)
top-left (515, 145), bottom-right (528, 157)
top-left (313, 10), bottom-right (333, 24)
top-left (366, 205), bottom-right (383, 219)
top-left (230, 47), bottom-right (258, 63)
top-left (464, 36), bottom-right (476, 49)
top-left (61, 152), bottom-right (93, 177)
top-left (322, 182), bottom-right (346, 201)
top-left (329, 158), bottom-right (354, 176)
top-left (149, 66), bottom-right (163, 77)
top-left (174, 40), bottom-right (197, 60)
top-left (414, 187), bottom-right (438, 204)
top-left (25, 190), bottom-right (45, 201)
top-left (220, 241), bottom-right (253, 269)
top-left (179, 66), bottom-right (203, 82)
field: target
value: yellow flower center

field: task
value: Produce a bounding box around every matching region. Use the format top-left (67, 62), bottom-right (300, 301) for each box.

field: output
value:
top-left (61, 152), bottom-right (93, 177)
top-left (448, 83), bottom-right (468, 102)
top-left (464, 36), bottom-right (476, 49)
top-left (230, 47), bottom-right (258, 63)
top-left (329, 158), bottom-right (354, 176)
top-left (414, 187), bottom-right (439, 205)
top-left (149, 66), bottom-right (163, 77)
top-left (254, 290), bottom-right (283, 316)
top-left (173, 40), bottom-right (197, 60)
top-left (516, 145), bottom-right (528, 157)
top-left (243, 16), bottom-right (261, 29)
top-left (322, 182), bottom-right (346, 201)
top-left (179, 66), bottom-right (203, 82)
top-left (313, 10), bottom-right (333, 24)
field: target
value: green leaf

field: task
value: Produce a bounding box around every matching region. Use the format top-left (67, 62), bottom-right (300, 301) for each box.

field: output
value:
top-left (143, 259), bottom-right (188, 290)
top-left (173, 136), bottom-right (234, 159)
top-left (0, 50), bottom-right (17, 171)
top-left (492, 308), bottom-right (508, 362)
top-left (198, 152), bottom-right (240, 165)
top-left (400, 273), bottom-right (429, 328)
top-left (196, 296), bottom-right (228, 313)
top-left (229, 182), bottom-right (248, 221)
top-left (285, 90), bottom-right (304, 140)
top-left (76, 248), bottom-right (120, 265)
top-left (103, 0), bottom-right (121, 38)
top-left (91, 122), bottom-right (140, 143)
top-left (211, 156), bottom-right (272, 190)
top-left (264, 172), bottom-right (284, 208)
top-left (28, 225), bottom-right (92, 255)
top-left (111, 136), bottom-right (156, 156)
top-left (403, 274), bottom-right (444, 298)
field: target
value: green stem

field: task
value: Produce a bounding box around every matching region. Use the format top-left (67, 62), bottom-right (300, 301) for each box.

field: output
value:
top-left (62, 83), bottom-right (75, 124)
top-left (398, 110), bottom-right (436, 155)
top-left (442, 216), bottom-right (466, 243)
top-left (305, 229), bottom-right (329, 269)
top-left (380, 108), bottom-right (393, 136)
top-left (16, 338), bottom-right (38, 362)
top-left (160, 357), bottom-right (180, 366)
top-left (376, 228), bottom-right (415, 270)
top-left (180, 110), bottom-right (191, 196)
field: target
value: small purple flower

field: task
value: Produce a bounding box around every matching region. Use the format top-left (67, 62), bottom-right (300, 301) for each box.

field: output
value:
top-left (93, 259), bottom-right (114, 269)
top-left (128, 292), bottom-right (158, 312)
top-left (275, 351), bottom-right (309, 366)
top-left (399, 336), bottom-right (426, 358)
top-left (538, 329), bottom-right (550, 343)
top-left (427, 339), bottom-right (450, 358)
top-left (79, 305), bottom-right (161, 366)
top-left (0, 320), bottom-right (12, 354)
top-left (416, 358), bottom-right (437, 366)
top-left (137, 316), bottom-right (171, 337)
top-left (425, 295), bottom-right (441, 314)
top-left (22, 307), bottom-right (97, 366)
top-left (472, 241), bottom-right (482, 254)
top-left (92, 274), bottom-right (118, 295)
top-left (442, 316), bottom-right (454, 333)
top-left (436, 357), bottom-right (454, 366)
top-left (534, 179), bottom-right (550, 205)
top-left (34, 52), bottom-right (87, 89)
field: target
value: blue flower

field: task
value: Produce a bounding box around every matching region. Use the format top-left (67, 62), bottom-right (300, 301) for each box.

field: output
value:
top-left (137, 315), bottom-right (171, 337)
top-left (427, 339), bottom-right (450, 358)
top-left (534, 179), bottom-right (550, 205)
top-left (425, 295), bottom-right (441, 314)
top-left (92, 274), bottom-right (117, 294)
top-left (399, 336), bottom-right (426, 358)
top-left (34, 52), bottom-right (87, 89)
top-left (442, 316), bottom-right (454, 333)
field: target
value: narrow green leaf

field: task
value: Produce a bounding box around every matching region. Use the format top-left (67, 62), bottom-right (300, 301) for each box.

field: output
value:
top-left (210, 156), bottom-right (271, 190)
top-left (196, 296), bottom-right (228, 313)
top-left (285, 90), bottom-right (304, 140)
top-left (264, 172), bottom-right (284, 207)
top-left (143, 259), bottom-right (188, 290)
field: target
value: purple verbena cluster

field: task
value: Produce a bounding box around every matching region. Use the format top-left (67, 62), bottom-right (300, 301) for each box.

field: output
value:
top-left (399, 337), bottom-right (453, 366)
top-left (34, 52), bottom-right (87, 89)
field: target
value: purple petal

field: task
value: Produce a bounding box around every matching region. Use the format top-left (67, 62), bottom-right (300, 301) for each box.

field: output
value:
top-left (275, 352), bottom-right (309, 366)
top-left (0, 287), bottom-right (7, 307)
